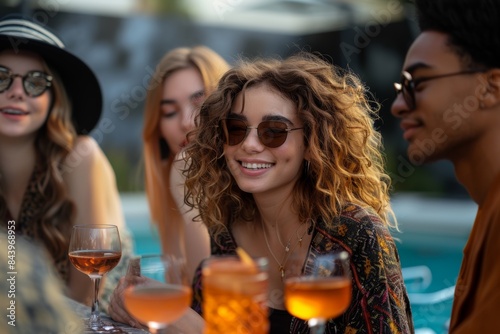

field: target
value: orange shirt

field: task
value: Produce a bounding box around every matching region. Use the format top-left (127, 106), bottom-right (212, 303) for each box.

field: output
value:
top-left (449, 173), bottom-right (500, 333)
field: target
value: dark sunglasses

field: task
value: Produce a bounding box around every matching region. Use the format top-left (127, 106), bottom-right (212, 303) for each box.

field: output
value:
top-left (394, 69), bottom-right (485, 110)
top-left (0, 66), bottom-right (53, 97)
top-left (221, 118), bottom-right (303, 148)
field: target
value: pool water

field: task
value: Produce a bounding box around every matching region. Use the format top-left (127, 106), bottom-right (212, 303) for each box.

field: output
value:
top-left (397, 237), bottom-right (465, 334)
top-left (132, 227), bottom-right (162, 255)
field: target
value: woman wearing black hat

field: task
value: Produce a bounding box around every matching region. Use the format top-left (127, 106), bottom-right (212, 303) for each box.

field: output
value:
top-left (0, 17), bottom-right (133, 315)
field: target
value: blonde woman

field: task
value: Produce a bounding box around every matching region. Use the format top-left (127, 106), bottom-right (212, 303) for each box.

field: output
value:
top-left (142, 46), bottom-right (230, 282)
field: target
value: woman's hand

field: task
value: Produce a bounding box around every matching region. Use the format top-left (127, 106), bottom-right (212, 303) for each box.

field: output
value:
top-left (108, 272), bottom-right (205, 333)
top-left (108, 274), bottom-right (146, 328)
top-left (166, 307), bottom-right (205, 334)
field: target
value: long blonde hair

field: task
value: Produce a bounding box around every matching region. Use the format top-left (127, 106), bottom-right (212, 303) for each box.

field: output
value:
top-left (142, 46), bottom-right (230, 232)
top-left (184, 52), bottom-right (395, 239)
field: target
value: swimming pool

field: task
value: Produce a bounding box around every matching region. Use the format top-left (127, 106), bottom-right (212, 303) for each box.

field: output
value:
top-left (392, 193), bottom-right (475, 334)
top-left (121, 192), bottom-right (477, 334)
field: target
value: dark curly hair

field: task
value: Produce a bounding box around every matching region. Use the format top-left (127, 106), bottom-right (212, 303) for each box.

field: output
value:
top-left (415, 0), bottom-right (500, 69)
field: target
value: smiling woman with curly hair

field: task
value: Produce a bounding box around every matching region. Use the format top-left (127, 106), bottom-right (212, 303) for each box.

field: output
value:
top-left (181, 52), bottom-right (413, 333)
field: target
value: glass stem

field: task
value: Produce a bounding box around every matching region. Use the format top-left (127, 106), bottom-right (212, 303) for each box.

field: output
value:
top-left (308, 318), bottom-right (326, 334)
top-left (89, 276), bottom-right (102, 329)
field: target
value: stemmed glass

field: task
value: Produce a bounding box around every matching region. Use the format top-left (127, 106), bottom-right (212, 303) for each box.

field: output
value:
top-left (123, 254), bottom-right (193, 334)
top-left (68, 224), bottom-right (122, 331)
top-left (284, 251), bottom-right (352, 334)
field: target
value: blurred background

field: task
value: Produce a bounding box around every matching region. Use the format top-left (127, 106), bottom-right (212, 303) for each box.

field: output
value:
top-left (0, 0), bottom-right (464, 195)
top-left (0, 1), bottom-right (477, 333)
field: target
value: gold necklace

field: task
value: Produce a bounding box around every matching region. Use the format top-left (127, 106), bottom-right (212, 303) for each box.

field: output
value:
top-left (262, 219), bottom-right (311, 281)
top-left (275, 222), bottom-right (294, 252)
top-left (297, 219), bottom-right (315, 246)
top-left (276, 221), bottom-right (310, 252)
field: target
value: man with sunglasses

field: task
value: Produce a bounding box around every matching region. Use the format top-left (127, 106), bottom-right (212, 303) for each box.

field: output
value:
top-left (391, 1), bottom-right (500, 332)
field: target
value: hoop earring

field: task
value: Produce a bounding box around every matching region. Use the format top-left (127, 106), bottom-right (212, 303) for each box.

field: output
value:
top-left (305, 160), bottom-right (310, 173)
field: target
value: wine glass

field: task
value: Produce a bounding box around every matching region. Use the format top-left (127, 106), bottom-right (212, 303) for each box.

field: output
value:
top-left (68, 224), bottom-right (122, 331)
top-left (123, 254), bottom-right (193, 334)
top-left (284, 251), bottom-right (352, 334)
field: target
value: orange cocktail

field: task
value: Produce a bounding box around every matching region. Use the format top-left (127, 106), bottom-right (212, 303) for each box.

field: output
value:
top-left (124, 284), bottom-right (192, 325)
top-left (202, 256), bottom-right (269, 334)
top-left (284, 276), bottom-right (351, 320)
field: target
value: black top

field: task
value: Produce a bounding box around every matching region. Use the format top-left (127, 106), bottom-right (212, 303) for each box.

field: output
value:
top-left (269, 307), bottom-right (294, 334)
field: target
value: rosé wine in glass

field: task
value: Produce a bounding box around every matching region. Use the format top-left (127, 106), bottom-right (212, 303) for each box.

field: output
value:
top-left (68, 224), bottom-right (122, 331)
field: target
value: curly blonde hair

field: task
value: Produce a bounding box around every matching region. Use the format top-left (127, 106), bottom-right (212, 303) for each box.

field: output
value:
top-left (184, 52), bottom-right (395, 238)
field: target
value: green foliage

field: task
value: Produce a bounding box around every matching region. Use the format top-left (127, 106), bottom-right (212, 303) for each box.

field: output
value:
top-left (385, 146), bottom-right (445, 195)
top-left (106, 149), bottom-right (144, 192)
top-left (138, 0), bottom-right (191, 17)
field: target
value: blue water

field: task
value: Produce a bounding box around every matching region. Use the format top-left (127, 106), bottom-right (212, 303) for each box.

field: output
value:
top-left (130, 226), bottom-right (162, 255)
top-left (398, 239), bottom-right (463, 334)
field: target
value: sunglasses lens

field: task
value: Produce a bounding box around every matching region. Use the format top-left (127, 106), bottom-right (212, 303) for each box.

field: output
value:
top-left (0, 69), bottom-right (50, 97)
top-left (258, 121), bottom-right (288, 148)
top-left (0, 70), bottom-right (11, 92)
top-left (222, 119), bottom-right (291, 148)
top-left (24, 72), bottom-right (50, 97)
top-left (224, 119), bottom-right (248, 145)
top-left (401, 72), bottom-right (415, 110)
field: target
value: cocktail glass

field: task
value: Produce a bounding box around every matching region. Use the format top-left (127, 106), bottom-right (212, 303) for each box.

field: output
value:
top-left (202, 255), bottom-right (269, 334)
top-left (123, 254), bottom-right (192, 334)
top-left (284, 251), bottom-right (351, 334)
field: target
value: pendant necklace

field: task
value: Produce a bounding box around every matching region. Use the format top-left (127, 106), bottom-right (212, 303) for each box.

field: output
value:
top-left (276, 220), bottom-right (311, 251)
top-left (275, 222), bottom-right (294, 252)
top-left (262, 219), bottom-right (311, 281)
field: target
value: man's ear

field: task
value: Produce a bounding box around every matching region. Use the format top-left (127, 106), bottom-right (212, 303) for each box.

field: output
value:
top-left (480, 69), bottom-right (500, 108)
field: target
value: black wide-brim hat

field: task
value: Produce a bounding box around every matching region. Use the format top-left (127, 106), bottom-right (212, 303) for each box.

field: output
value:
top-left (0, 17), bottom-right (102, 134)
